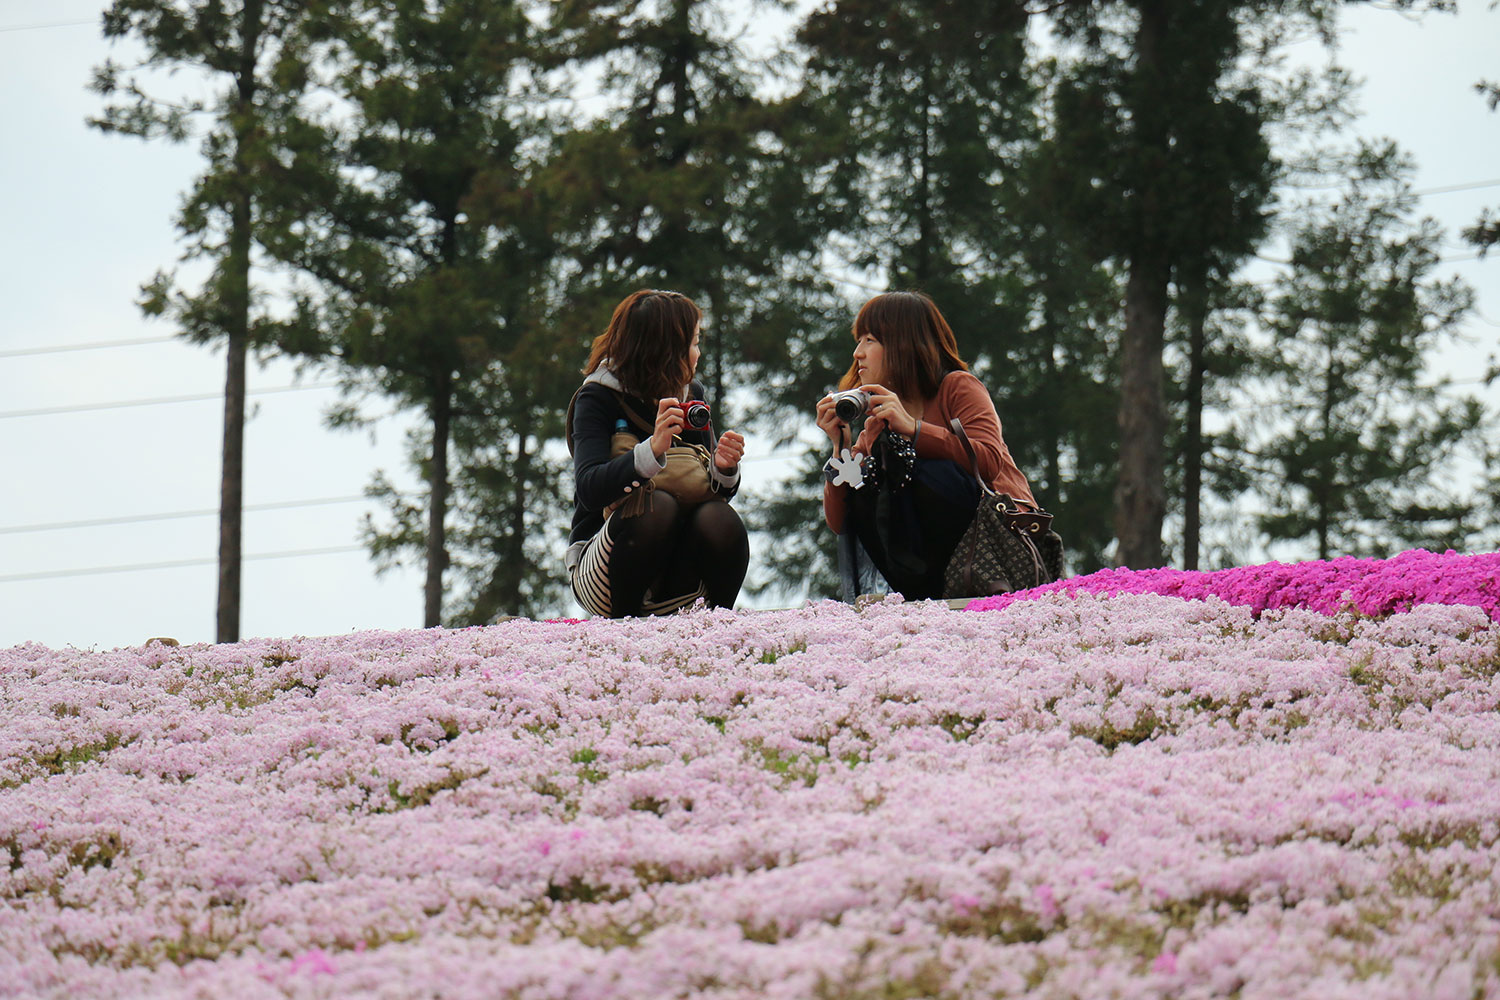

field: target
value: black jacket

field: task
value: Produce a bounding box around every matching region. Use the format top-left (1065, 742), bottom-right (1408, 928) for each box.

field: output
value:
top-left (566, 378), bottom-right (739, 558)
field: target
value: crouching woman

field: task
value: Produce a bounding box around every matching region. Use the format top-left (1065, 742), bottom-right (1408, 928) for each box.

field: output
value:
top-left (565, 289), bottom-right (749, 617)
top-left (816, 291), bottom-right (1040, 600)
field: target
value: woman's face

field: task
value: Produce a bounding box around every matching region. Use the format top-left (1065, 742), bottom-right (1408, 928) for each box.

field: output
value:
top-left (689, 323), bottom-right (701, 376)
top-left (853, 330), bottom-right (886, 387)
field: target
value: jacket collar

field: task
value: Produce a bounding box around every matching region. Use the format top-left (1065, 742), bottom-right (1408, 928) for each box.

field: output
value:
top-left (584, 362), bottom-right (690, 399)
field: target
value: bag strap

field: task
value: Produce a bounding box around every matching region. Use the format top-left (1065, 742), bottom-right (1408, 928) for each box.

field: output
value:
top-left (568, 382), bottom-right (720, 465)
top-left (565, 385), bottom-right (584, 456)
top-left (950, 417), bottom-right (1055, 537)
top-left (949, 418), bottom-right (999, 499)
top-left (610, 388), bottom-right (656, 435)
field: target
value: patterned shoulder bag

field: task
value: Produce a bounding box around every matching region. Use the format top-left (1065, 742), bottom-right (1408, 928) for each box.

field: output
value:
top-left (942, 418), bottom-right (1065, 598)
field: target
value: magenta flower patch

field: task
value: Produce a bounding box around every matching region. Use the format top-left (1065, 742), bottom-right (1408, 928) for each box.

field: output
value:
top-left (965, 548), bottom-right (1500, 620)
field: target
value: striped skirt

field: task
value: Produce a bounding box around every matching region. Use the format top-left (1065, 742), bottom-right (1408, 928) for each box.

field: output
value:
top-left (570, 516), bottom-right (707, 618)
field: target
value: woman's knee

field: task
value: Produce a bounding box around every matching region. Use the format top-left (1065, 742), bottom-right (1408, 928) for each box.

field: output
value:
top-left (610, 491), bottom-right (683, 546)
top-left (688, 500), bottom-right (749, 557)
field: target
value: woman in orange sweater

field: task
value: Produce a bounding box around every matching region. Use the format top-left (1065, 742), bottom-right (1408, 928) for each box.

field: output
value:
top-left (816, 291), bottom-right (1037, 599)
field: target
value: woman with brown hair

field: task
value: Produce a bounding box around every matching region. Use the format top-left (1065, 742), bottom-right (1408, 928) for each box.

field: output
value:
top-left (565, 289), bottom-right (749, 617)
top-left (815, 291), bottom-right (1037, 599)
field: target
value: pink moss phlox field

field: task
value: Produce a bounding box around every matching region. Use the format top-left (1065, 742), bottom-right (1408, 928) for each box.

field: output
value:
top-left (3, 593), bottom-right (1500, 999)
top-left (966, 548), bottom-right (1500, 621)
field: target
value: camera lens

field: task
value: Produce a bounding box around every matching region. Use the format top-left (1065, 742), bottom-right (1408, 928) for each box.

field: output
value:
top-left (684, 401), bottom-right (711, 429)
top-left (833, 391), bottom-right (869, 423)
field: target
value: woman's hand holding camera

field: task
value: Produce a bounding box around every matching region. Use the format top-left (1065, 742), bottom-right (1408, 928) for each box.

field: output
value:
top-left (859, 383), bottom-right (918, 437)
top-left (654, 397), bottom-right (744, 470)
top-left (815, 394), bottom-right (847, 451)
top-left (651, 397), bottom-right (685, 461)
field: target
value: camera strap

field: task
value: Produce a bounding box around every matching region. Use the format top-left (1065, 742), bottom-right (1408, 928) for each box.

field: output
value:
top-left (608, 386), bottom-right (717, 458)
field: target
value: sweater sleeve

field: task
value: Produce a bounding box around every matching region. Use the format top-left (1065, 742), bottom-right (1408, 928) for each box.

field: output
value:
top-left (572, 386), bottom-right (651, 512)
top-left (914, 372), bottom-right (1037, 507)
top-left (822, 424), bottom-right (876, 534)
top-left (824, 477), bottom-right (849, 534)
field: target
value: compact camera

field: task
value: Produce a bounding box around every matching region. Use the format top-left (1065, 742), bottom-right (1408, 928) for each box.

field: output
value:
top-left (829, 389), bottom-right (871, 423)
top-left (680, 400), bottom-right (711, 429)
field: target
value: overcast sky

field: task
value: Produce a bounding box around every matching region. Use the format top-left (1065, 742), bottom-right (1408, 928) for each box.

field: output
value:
top-left (1, 0), bottom-right (1496, 651)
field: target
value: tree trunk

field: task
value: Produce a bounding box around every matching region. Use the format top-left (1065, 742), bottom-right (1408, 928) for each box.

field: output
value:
top-left (217, 327), bottom-right (247, 643)
top-left (1317, 351), bottom-right (1336, 562)
top-left (505, 419), bottom-right (532, 613)
top-left (1182, 272), bottom-right (1208, 571)
top-left (216, 0), bottom-right (264, 644)
top-left (424, 369), bottom-right (452, 627)
top-left (913, 72), bottom-right (932, 286)
top-left (1113, 0), bottom-right (1170, 570)
top-left (1041, 299), bottom-right (1061, 507)
top-left (1114, 255), bottom-right (1169, 568)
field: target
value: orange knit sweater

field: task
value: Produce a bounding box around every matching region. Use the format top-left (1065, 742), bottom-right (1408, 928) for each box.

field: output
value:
top-left (823, 370), bottom-right (1035, 534)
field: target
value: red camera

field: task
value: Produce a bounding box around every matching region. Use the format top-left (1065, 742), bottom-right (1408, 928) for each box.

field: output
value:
top-left (679, 400), bottom-right (711, 429)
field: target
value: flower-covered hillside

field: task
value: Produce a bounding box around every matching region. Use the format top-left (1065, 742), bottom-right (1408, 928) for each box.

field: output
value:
top-left (3, 588), bottom-right (1500, 998)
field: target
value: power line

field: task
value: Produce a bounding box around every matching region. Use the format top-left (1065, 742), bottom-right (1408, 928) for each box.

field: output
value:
top-left (1413, 178), bottom-right (1500, 197)
top-left (0, 381), bottom-right (342, 420)
top-left (0, 545), bottom-right (368, 585)
top-left (0, 453), bottom-right (800, 537)
top-left (0, 494), bottom-right (376, 536)
top-left (0, 18), bottom-right (93, 33)
top-left (0, 336), bottom-right (178, 359)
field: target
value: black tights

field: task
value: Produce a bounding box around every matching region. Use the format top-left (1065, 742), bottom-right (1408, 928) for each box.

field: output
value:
top-left (606, 495), bottom-right (749, 616)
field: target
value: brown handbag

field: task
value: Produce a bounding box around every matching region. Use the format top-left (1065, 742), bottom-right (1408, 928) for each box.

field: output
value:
top-left (604, 432), bottom-right (716, 519)
top-left (942, 418), bottom-right (1065, 598)
top-left (565, 383), bottom-right (722, 519)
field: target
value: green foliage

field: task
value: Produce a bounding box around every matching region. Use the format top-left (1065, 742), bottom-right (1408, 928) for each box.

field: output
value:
top-left (1041, 0), bottom-right (1279, 568)
top-left (1466, 76), bottom-right (1500, 255)
top-left (99, 0), bottom-right (1499, 626)
top-left (264, 0), bottom-right (573, 624)
top-left (1241, 142), bottom-right (1489, 558)
top-left (749, 0), bottom-right (1128, 596)
top-left (92, 1), bottom-right (324, 353)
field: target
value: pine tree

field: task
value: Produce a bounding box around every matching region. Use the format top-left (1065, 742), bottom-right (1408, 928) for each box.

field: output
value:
top-left (270, 0), bottom-right (562, 625)
top-left (1245, 142), bottom-right (1487, 558)
top-left (751, 0), bottom-right (1128, 598)
top-left (91, 0), bottom-right (321, 642)
top-left (1043, 0), bottom-right (1279, 569)
top-left (1464, 75), bottom-right (1499, 254)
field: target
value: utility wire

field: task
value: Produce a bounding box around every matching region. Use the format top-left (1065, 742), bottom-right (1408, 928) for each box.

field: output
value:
top-left (0, 336), bottom-right (178, 359)
top-left (0, 494), bottom-right (377, 536)
top-left (0, 454), bottom-right (808, 538)
top-left (1413, 178), bottom-right (1500, 197)
top-left (0, 545), bottom-right (368, 585)
top-left (0, 18), bottom-right (94, 33)
top-left (0, 381), bottom-right (341, 420)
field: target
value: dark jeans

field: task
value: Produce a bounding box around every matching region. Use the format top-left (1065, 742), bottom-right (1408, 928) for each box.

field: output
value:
top-left (846, 457), bottom-right (980, 600)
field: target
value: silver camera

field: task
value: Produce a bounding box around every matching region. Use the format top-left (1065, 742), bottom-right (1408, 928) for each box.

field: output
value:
top-left (830, 389), bottom-right (871, 423)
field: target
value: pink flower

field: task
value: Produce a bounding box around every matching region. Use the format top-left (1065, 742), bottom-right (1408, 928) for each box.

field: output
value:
top-left (289, 948), bottom-right (336, 975)
top-left (966, 549), bottom-right (1500, 621)
top-left (1153, 952), bottom-right (1178, 974)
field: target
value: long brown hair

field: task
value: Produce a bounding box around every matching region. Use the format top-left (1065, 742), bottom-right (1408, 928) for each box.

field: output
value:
top-left (584, 289), bottom-right (701, 402)
top-left (837, 291), bottom-right (969, 400)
